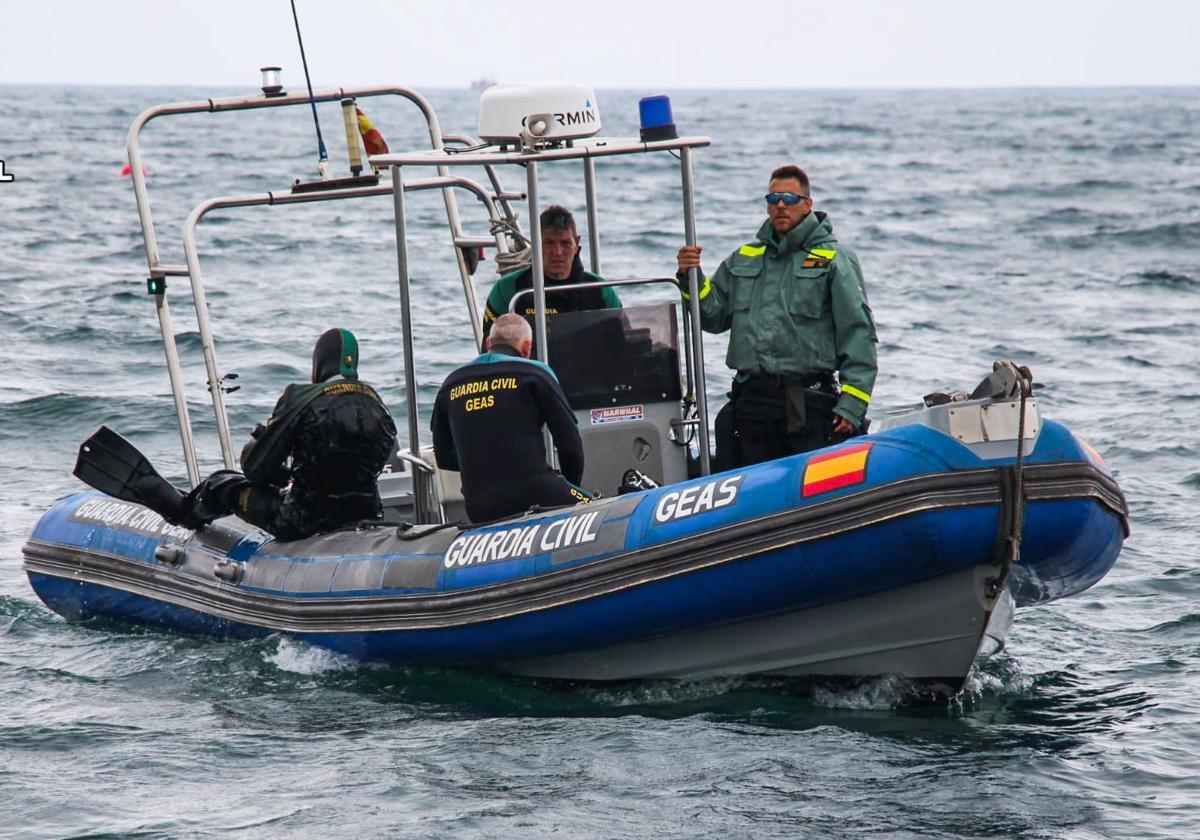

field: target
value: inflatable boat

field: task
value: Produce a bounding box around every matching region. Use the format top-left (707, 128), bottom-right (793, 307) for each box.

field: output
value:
top-left (23, 383), bottom-right (1127, 693)
top-left (21, 80), bottom-right (1128, 695)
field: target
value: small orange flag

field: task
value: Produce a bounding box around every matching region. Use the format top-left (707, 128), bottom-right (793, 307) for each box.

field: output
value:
top-left (356, 107), bottom-right (389, 157)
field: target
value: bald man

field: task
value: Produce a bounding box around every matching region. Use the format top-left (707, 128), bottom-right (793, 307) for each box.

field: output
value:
top-left (431, 314), bottom-right (590, 522)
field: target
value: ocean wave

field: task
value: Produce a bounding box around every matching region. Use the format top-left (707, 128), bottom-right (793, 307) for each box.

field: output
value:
top-left (0, 595), bottom-right (48, 624)
top-left (0, 721), bottom-right (147, 750)
top-left (1024, 207), bottom-right (1105, 227)
top-left (1120, 270), bottom-right (1197, 289)
top-left (14, 320), bottom-right (164, 349)
top-left (0, 393), bottom-right (181, 439)
top-left (1065, 331), bottom-right (1117, 345)
top-left (1110, 221), bottom-right (1200, 247)
top-left (1141, 614), bottom-right (1200, 636)
top-left (994, 178), bottom-right (1134, 199)
top-left (817, 122), bottom-right (889, 135)
top-left (1053, 221), bottom-right (1200, 250)
top-left (266, 637), bottom-right (358, 675)
top-left (1111, 140), bottom-right (1169, 156)
top-left (1118, 321), bottom-right (1195, 338)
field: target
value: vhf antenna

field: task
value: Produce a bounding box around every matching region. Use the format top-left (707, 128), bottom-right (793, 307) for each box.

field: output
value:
top-left (290, 0), bottom-right (331, 179)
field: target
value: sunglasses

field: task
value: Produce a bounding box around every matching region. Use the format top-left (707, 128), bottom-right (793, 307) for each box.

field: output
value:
top-left (764, 192), bottom-right (810, 206)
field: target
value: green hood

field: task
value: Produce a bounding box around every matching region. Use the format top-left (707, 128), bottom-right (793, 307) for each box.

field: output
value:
top-left (311, 328), bottom-right (360, 383)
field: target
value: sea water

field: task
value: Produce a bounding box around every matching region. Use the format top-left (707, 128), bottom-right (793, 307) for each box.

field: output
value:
top-left (0, 84), bottom-right (1197, 838)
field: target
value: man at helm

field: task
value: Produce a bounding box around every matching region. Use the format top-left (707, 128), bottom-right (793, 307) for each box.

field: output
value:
top-left (481, 205), bottom-right (621, 343)
top-left (432, 313), bottom-right (591, 523)
top-left (676, 164), bottom-right (878, 468)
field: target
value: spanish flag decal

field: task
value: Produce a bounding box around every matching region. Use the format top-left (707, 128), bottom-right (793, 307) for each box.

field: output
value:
top-left (802, 443), bottom-right (872, 497)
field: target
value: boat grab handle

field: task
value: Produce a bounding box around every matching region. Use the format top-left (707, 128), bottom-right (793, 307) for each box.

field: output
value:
top-left (393, 451), bottom-right (434, 475)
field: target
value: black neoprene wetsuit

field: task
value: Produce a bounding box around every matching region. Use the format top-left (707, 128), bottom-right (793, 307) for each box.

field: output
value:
top-left (430, 344), bottom-right (588, 523)
top-left (186, 329), bottom-right (397, 541)
top-left (238, 376), bottom-right (396, 540)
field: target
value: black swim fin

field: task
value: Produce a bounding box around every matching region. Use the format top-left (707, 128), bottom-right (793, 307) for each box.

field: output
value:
top-left (74, 426), bottom-right (194, 527)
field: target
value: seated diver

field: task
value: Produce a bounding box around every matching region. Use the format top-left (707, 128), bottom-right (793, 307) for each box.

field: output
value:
top-left (481, 204), bottom-right (621, 345)
top-left (431, 313), bottom-right (592, 523)
top-left (182, 328), bottom-right (397, 541)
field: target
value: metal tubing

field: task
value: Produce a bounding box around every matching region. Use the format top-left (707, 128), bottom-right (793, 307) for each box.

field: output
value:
top-left (524, 161), bottom-right (557, 470)
top-left (153, 293), bottom-right (200, 486)
top-left (373, 136), bottom-right (712, 168)
top-left (391, 166), bottom-right (429, 522)
top-left (125, 85), bottom-right (472, 478)
top-left (680, 147), bottom-right (712, 475)
top-left (526, 162), bottom-right (548, 363)
top-left (127, 85), bottom-right (448, 278)
top-left (507, 276), bottom-right (682, 312)
top-left (442, 134), bottom-right (522, 223)
top-left (680, 294), bottom-right (696, 401)
top-left (181, 208), bottom-right (238, 469)
top-left (173, 175), bottom-right (504, 473)
top-left (438, 179), bottom-right (482, 348)
top-left (583, 157), bottom-right (601, 274)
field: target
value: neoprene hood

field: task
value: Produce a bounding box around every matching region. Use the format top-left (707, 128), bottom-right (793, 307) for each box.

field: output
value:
top-left (311, 328), bottom-right (360, 383)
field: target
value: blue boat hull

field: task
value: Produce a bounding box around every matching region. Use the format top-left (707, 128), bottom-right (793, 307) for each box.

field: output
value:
top-left (22, 419), bottom-right (1128, 687)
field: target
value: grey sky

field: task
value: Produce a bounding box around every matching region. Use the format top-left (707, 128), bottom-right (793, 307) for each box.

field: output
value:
top-left (1, 0), bottom-right (1197, 89)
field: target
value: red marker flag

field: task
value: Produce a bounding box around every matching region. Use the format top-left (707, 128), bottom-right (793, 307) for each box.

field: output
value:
top-left (356, 107), bottom-right (389, 158)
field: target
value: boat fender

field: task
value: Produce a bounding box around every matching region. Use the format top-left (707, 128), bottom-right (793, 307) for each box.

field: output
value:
top-left (154, 544), bottom-right (185, 567)
top-left (213, 560), bottom-right (243, 585)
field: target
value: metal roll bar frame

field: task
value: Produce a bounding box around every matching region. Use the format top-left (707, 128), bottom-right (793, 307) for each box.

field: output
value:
top-left (177, 175), bottom-right (515, 479)
top-left (374, 136), bottom-right (714, 525)
top-left (126, 85), bottom-right (524, 484)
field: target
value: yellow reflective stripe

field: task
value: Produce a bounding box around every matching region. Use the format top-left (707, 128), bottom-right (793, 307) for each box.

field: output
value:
top-left (841, 384), bottom-right (871, 404)
top-left (809, 248), bottom-right (836, 260)
top-left (738, 244), bottom-right (766, 257)
top-left (680, 276), bottom-right (712, 301)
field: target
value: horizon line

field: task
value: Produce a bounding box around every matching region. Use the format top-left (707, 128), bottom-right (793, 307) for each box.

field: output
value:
top-left (1, 80), bottom-right (1197, 93)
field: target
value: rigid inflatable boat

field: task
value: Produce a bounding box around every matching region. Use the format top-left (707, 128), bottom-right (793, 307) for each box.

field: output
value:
top-left (22, 79), bottom-right (1128, 694)
top-left (23, 389), bottom-right (1127, 692)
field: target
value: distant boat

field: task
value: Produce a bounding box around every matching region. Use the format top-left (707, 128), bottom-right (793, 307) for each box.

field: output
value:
top-left (470, 77), bottom-right (496, 91)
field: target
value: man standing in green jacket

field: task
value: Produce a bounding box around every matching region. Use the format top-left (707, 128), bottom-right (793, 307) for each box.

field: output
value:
top-left (676, 164), bottom-right (878, 469)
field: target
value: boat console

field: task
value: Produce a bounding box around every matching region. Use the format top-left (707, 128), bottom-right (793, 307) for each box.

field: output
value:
top-left (543, 303), bottom-right (689, 494)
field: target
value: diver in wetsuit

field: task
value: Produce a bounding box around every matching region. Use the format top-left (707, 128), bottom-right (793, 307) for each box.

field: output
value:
top-left (431, 313), bottom-right (591, 523)
top-left (183, 328), bottom-right (397, 541)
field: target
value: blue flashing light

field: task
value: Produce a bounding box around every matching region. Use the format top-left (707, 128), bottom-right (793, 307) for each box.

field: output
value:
top-left (638, 95), bottom-right (677, 142)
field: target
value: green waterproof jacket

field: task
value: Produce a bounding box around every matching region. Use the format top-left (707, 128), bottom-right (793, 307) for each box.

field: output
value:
top-left (690, 211), bottom-right (878, 426)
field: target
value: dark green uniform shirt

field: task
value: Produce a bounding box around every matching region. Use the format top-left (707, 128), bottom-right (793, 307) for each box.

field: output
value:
top-left (482, 257), bottom-right (621, 342)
